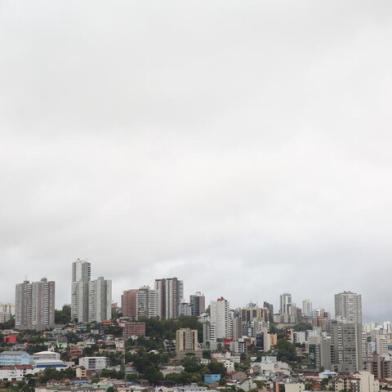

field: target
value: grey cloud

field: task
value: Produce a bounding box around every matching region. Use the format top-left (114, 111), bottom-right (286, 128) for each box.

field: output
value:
top-left (1, 0), bottom-right (392, 320)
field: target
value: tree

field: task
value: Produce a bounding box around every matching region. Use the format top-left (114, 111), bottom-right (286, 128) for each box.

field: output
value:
top-left (293, 322), bottom-right (312, 332)
top-left (207, 361), bottom-right (226, 376)
top-left (54, 305), bottom-right (71, 325)
top-left (203, 350), bottom-right (211, 359)
top-left (183, 355), bottom-right (201, 373)
top-left (276, 340), bottom-right (297, 362)
top-left (66, 332), bottom-right (79, 344)
top-left (0, 316), bottom-right (15, 329)
top-left (101, 369), bottom-right (124, 379)
top-left (102, 324), bottom-right (123, 337)
top-left (143, 316), bottom-right (203, 343)
top-left (144, 366), bottom-right (163, 384)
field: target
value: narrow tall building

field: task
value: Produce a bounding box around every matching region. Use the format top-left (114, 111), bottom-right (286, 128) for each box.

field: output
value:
top-left (72, 259), bottom-right (91, 282)
top-left (332, 291), bottom-right (363, 372)
top-left (280, 293), bottom-right (292, 315)
top-left (121, 289), bottom-right (137, 319)
top-left (210, 297), bottom-right (231, 342)
top-left (308, 335), bottom-right (332, 371)
top-left (155, 278), bottom-right (183, 319)
top-left (15, 278), bottom-right (55, 331)
top-left (331, 320), bottom-right (362, 372)
top-left (0, 304), bottom-right (14, 323)
top-left (88, 277), bottom-right (112, 323)
top-left (263, 301), bottom-right (274, 323)
top-left (136, 286), bottom-right (158, 319)
top-left (190, 292), bottom-right (206, 316)
top-left (302, 299), bottom-right (313, 317)
top-left (71, 259), bottom-right (91, 323)
top-left (279, 293), bottom-right (297, 323)
top-left (15, 281), bottom-right (32, 330)
top-left (335, 291), bottom-right (362, 324)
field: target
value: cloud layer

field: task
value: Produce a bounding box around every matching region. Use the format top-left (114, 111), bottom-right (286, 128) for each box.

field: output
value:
top-left (1, 0), bottom-right (392, 320)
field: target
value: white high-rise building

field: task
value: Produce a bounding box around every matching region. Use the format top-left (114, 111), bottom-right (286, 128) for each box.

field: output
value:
top-left (302, 299), bottom-right (313, 317)
top-left (88, 277), bottom-right (112, 323)
top-left (136, 286), bottom-right (158, 319)
top-left (335, 291), bottom-right (362, 324)
top-left (72, 259), bottom-right (91, 282)
top-left (210, 297), bottom-right (231, 342)
top-left (279, 293), bottom-right (297, 323)
top-left (0, 304), bottom-right (15, 323)
top-left (15, 278), bottom-right (55, 331)
top-left (71, 259), bottom-right (91, 323)
top-left (280, 293), bottom-right (292, 315)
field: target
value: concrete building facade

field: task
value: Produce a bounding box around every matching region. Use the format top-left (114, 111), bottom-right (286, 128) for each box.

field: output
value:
top-left (15, 278), bottom-right (55, 331)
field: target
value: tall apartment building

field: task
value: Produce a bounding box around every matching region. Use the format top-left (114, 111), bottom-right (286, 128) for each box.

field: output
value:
top-left (88, 277), bottom-right (112, 323)
top-left (241, 303), bottom-right (267, 323)
top-left (72, 258), bottom-right (91, 282)
top-left (15, 281), bottom-right (32, 330)
top-left (335, 291), bottom-right (362, 324)
top-left (312, 308), bottom-right (331, 332)
top-left (176, 328), bottom-right (201, 359)
top-left (279, 293), bottom-right (297, 323)
top-left (71, 259), bottom-right (91, 323)
top-left (210, 297), bottom-right (231, 342)
top-left (136, 286), bottom-right (158, 319)
top-left (121, 289), bottom-right (137, 319)
top-left (308, 335), bottom-right (332, 371)
top-left (333, 291), bottom-right (362, 372)
top-left (331, 320), bottom-right (363, 373)
top-left (179, 301), bottom-right (192, 316)
top-left (302, 299), bottom-right (313, 317)
top-left (280, 293), bottom-right (292, 315)
top-left (155, 278), bottom-right (183, 319)
top-left (263, 301), bottom-right (274, 323)
top-left (15, 278), bottom-right (55, 331)
top-left (121, 286), bottom-right (158, 320)
top-left (0, 304), bottom-right (15, 323)
top-left (190, 292), bottom-right (205, 316)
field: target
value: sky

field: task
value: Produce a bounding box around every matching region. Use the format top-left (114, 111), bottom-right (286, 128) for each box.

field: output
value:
top-left (1, 0), bottom-right (392, 321)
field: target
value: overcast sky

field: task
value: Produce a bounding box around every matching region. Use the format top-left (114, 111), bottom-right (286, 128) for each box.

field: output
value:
top-left (1, 0), bottom-right (392, 321)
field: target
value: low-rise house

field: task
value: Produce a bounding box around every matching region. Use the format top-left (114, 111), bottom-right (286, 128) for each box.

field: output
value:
top-left (0, 365), bottom-right (34, 381)
top-left (160, 365), bottom-right (185, 377)
top-left (230, 371), bottom-right (248, 383)
top-left (221, 359), bottom-right (235, 374)
top-left (251, 357), bottom-right (291, 377)
top-left (238, 378), bottom-right (257, 392)
top-left (75, 366), bottom-right (87, 378)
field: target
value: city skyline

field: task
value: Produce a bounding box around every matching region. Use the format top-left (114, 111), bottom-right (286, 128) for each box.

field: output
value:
top-left (1, 268), bottom-right (373, 318)
top-left (1, 1), bottom-right (392, 321)
top-left (3, 260), bottom-right (382, 323)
